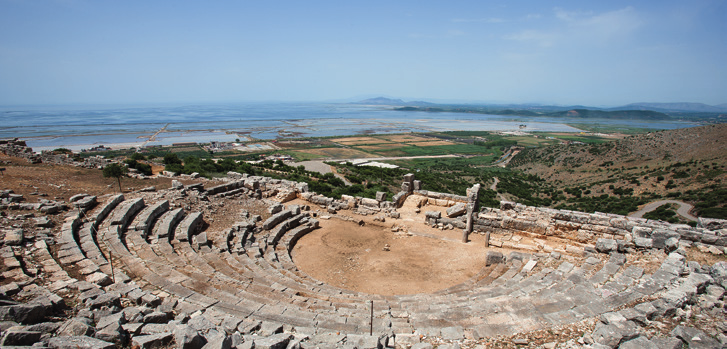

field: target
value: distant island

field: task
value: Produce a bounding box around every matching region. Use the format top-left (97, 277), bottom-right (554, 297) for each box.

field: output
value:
top-left (353, 97), bottom-right (727, 122)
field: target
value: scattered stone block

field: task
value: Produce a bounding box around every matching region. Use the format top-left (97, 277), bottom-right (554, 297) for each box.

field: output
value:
top-left (132, 332), bottom-right (174, 349)
top-left (254, 333), bottom-right (292, 349)
top-left (671, 325), bottom-right (721, 349)
top-left (664, 237), bottom-right (680, 253)
top-left (634, 237), bottom-right (653, 249)
top-left (595, 238), bottom-right (617, 253)
top-left (0, 329), bottom-right (42, 346)
top-left (57, 318), bottom-right (95, 337)
top-left (619, 336), bottom-right (659, 349)
top-left (446, 203), bottom-right (466, 218)
top-left (4, 229), bottom-right (23, 246)
top-left (47, 335), bottom-right (116, 349)
top-left (485, 251), bottom-right (504, 266)
top-left (174, 325), bottom-right (206, 349)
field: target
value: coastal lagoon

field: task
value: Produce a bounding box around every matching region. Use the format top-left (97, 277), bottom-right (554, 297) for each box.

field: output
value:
top-left (0, 103), bottom-right (699, 151)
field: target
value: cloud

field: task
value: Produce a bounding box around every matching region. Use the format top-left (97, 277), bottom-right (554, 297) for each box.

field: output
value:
top-left (503, 29), bottom-right (557, 47)
top-left (503, 6), bottom-right (642, 48)
top-left (556, 6), bottom-right (642, 39)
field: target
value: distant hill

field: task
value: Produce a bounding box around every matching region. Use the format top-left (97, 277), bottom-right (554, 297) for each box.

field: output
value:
top-left (546, 109), bottom-right (670, 120)
top-left (353, 97), bottom-right (438, 106)
top-left (611, 102), bottom-right (727, 113)
top-left (395, 106), bottom-right (670, 120)
top-left (355, 97), bottom-right (406, 105)
top-left (348, 97), bottom-right (725, 120)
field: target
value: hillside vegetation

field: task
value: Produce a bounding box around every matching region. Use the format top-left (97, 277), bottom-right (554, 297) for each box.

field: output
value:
top-left (509, 124), bottom-right (727, 219)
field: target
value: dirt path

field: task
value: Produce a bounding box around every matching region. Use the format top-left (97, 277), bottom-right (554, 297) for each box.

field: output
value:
top-left (629, 200), bottom-right (697, 221)
top-left (489, 177), bottom-right (505, 202)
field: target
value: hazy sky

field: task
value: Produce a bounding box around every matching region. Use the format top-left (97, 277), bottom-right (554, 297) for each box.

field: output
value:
top-left (1, 0), bottom-right (725, 106)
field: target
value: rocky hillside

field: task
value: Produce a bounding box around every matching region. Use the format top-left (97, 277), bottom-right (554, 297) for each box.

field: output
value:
top-left (509, 124), bottom-right (727, 218)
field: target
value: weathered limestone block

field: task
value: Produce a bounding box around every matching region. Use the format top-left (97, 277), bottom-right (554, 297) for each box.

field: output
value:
top-left (375, 192), bottom-right (387, 201)
top-left (176, 212), bottom-right (204, 242)
top-left (308, 195), bottom-right (333, 207)
top-left (425, 211), bottom-right (441, 220)
top-left (360, 198), bottom-right (379, 208)
top-left (435, 199), bottom-right (449, 207)
top-left (155, 208), bottom-right (185, 240)
top-left (634, 237), bottom-right (653, 249)
top-left (446, 203), bottom-right (466, 218)
top-left (276, 189), bottom-right (297, 203)
top-left (392, 191), bottom-right (408, 206)
top-left (502, 218), bottom-right (547, 235)
top-left (403, 173), bottom-right (415, 183)
top-left (632, 226), bottom-right (653, 238)
top-left (413, 180), bottom-right (422, 190)
top-left (588, 214), bottom-right (612, 226)
top-left (108, 197), bottom-right (144, 227)
top-left (134, 200), bottom-right (169, 235)
top-left (439, 217), bottom-right (465, 229)
top-left (262, 210), bottom-right (294, 230)
top-left (595, 238), bottom-right (618, 253)
top-left (4, 229), bottom-right (23, 246)
top-left (651, 229), bottom-right (680, 249)
top-left (485, 251), bottom-right (504, 266)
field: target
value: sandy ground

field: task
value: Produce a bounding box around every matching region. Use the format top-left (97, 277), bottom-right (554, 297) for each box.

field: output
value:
top-left (291, 197), bottom-right (492, 296)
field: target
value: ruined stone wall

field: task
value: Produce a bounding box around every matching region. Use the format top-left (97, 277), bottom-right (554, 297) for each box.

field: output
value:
top-left (424, 200), bottom-right (727, 252)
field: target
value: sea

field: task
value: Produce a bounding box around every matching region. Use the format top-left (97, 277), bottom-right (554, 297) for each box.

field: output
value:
top-left (0, 103), bottom-right (699, 151)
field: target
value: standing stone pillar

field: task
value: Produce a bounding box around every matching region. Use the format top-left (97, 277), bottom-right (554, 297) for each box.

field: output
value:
top-left (402, 173), bottom-right (415, 193)
top-left (462, 183), bottom-right (481, 243)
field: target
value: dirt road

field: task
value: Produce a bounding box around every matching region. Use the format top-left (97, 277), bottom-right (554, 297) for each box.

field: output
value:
top-left (630, 200), bottom-right (697, 221)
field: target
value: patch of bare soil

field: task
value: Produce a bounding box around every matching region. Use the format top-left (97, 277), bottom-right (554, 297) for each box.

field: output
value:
top-left (686, 245), bottom-right (727, 265)
top-left (291, 212), bottom-right (489, 296)
top-left (0, 154), bottom-right (182, 201)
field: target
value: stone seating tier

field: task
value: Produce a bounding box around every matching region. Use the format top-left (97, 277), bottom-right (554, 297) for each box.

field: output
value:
top-left (36, 178), bottom-right (725, 346)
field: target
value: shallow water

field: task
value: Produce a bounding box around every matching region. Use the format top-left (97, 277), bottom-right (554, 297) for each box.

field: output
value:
top-left (0, 103), bottom-right (698, 151)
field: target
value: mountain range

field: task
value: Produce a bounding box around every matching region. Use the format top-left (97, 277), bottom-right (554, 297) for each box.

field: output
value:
top-left (353, 97), bottom-right (727, 113)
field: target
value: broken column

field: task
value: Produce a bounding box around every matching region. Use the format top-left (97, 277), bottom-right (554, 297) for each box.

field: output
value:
top-left (402, 173), bottom-right (415, 193)
top-left (462, 183), bottom-right (481, 243)
top-left (393, 174), bottom-right (416, 207)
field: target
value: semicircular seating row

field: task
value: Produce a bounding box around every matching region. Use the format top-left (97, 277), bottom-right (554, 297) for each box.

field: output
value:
top-left (55, 194), bottom-right (682, 338)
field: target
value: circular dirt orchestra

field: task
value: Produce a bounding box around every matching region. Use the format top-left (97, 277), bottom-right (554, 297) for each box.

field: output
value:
top-left (291, 218), bottom-right (488, 296)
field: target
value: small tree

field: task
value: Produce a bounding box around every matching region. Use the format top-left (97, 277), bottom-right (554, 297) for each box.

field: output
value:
top-left (103, 163), bottom-right (127, 193)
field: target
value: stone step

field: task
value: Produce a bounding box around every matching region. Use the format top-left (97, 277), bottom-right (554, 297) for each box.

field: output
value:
top-left (151, 208), bottom-right (185, 241)
top-left (129, 200), bottom-right (169, 237)
top-left (30, 240), bottom-right (79, 292)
